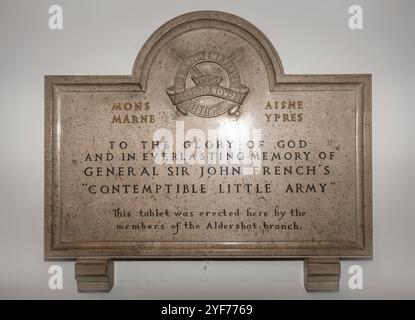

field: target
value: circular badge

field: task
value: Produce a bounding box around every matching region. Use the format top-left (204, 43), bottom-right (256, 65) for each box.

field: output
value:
top-left (167, 50), bottom-right (249, 118)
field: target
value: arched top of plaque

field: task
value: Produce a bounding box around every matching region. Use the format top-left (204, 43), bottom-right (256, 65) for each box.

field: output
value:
top-left (131, 11), bottom-right (284, 91)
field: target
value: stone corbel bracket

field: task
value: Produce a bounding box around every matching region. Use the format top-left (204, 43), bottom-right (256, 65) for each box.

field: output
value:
top-left (75, 259), bottom-right (114, 292)
top-left (304, 258), bottom-right (341, 292)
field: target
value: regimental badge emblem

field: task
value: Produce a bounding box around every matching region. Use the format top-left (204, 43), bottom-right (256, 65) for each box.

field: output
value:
top-left (166, 48), bottom-right (250, 118)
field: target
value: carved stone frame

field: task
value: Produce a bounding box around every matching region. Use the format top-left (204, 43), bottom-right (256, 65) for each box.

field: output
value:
top-left (44, 11), bottom-right (372, 292)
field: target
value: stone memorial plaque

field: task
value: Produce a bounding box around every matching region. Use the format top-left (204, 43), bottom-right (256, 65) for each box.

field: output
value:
top-left (44, 11), bottom-right (372, 292)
